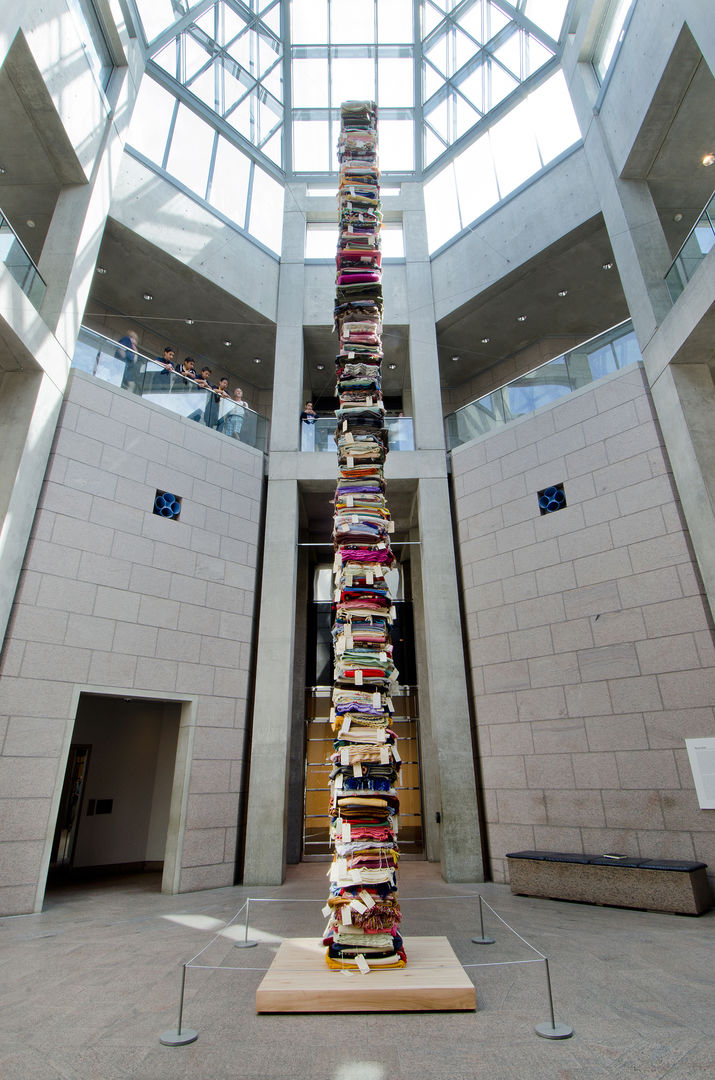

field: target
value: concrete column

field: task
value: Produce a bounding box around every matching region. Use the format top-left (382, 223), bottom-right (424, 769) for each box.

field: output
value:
top-left (417, 476), bottom-right (484, 881)
top-left (269, 190), bottom-right (306, 452)
top-left (0, 369), bottom-right (64, 648)
top-left (242, 479), bottom-right (299, 884)
top-left (403, 197), bottom-right (448, 451)
top-left (650, 362), bottom-right (715, 612)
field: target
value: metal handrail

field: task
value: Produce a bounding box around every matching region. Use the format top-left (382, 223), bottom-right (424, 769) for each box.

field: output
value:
top-left (664, 189), bottom-right (715, 282)
top-left (0, 206), bottom-right (46, 286)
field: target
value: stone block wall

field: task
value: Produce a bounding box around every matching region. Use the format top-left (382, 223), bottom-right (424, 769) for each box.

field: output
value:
top-left (0, 371), bottom-right (263, 914)
top-left (452, 362), bottom-right (715, 884)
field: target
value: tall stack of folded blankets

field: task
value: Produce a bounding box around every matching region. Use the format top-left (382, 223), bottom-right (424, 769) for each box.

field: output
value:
top-left (322, 101), bottom-right (406, 972)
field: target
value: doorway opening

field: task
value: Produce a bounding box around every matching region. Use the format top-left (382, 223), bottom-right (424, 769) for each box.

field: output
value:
top-left (48, 693), bottom-right (182, 891)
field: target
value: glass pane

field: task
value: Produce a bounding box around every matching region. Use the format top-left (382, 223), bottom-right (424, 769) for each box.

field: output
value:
top-left (486, 1), bottom-right (510, 40)
top-left (219, 1), bottom-right (247, 46)
top-left (458, 0), bottom-right (486, 45)
top-left (293, 120), bottom-right (331, 171)
top-left (209, 136), bottom-right (251, 225)
top-left (524, 0), bottom-right (568, 40)
top-left (377, 57), bottom-right (413, 106)
top-left (292, 0), bottom-right (328, 42)
top-left (528, 71), bottom-right (581, 164)
top-left (187, 64), bottom-right (218, 111)
top-left (453, 91), bottom-right (480, 139)
top-left (611, 330), bottom-right (641, 369)
top-left (453, 132), bottom-right (499, 224)
top-left (525, 32), bottom-right (554, 75)
top-left (379, 119), bottom-right (414, 171)
top-left (292, 57), bottom-right (329, 107)
top-left (424, 163), bottom-right (460, 251)
top-left (249, 166), bottom-right (284, 253)
top-left (166, 104), bottom-right (215, 197)
top-left (135, 0), bottom-right (184, 43)
top-left (594, 0), bottom-right (632, 80)
top-left (493, 30), bottom-right (522, 79)
top-left (505, 363), bottom-right (571, 417)
top-left (488, 57), bottom-right (519, 107)
top-left (306, 225), bottom-right (337, 258)
top-left (489, 98), bottom-right (541, 196)
top-left (381, 226), bottom-right (404, 257)
top-left (422, 1), bottom-right (444, 38)
top-left (423, 60), bottom-right (444, 101)
top-left (332, 0), bottom-right (374, 44)
top-left (457, 63), bottom-right (485, 112)
top-left (127, 76), bottom-right (176, 163)
top-left (377, 0), bottom-right (413, 42)
top-left (183, 30), bottom-right (213, 80)
top-left (331, 57), bottom-right (375, 105)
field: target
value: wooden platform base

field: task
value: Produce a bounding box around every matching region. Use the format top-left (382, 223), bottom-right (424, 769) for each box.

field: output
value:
top-left (255, 936), bottom-right (476, 1013)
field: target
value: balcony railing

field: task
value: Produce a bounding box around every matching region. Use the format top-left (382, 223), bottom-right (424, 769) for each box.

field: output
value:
top-left (0, 208), bottom-right (46, 309)
top-left (72, 326), bottom-right (269, 452)
top-left (445, 320), bottom-right (640, 450)
top-left (665, 191), bottom-right (715, 303)
top-left (301, 415), bottom-right (415, 452)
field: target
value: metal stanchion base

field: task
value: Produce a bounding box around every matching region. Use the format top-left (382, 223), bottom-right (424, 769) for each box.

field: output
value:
top-left (535, 1021), bottom-right (573, 1040)
top-left (234, 940), bottom-right (258, 948)
top-left (160, 1028), bottom-right (198, 1046)
top-left (471, 935), bottom-right (495, 945)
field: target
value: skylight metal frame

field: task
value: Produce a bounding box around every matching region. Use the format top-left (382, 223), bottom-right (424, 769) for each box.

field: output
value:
top-left (124, 0), bottom-right (573, 183)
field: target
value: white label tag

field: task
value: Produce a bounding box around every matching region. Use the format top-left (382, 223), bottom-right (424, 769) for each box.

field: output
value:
top-left (322, 904), bottom-right (331, 918)
top-left (341, 747), bottom-right (350, 766)
top-left (352, 762), bottom-right (362, 778)
top-left (347, 456), bottom-right (354, 468)
top-left (380, 746), bottom-right (389, 764)
top-left (350, 899), bottom-right (367, 915)
top-left (387, 521), bottom-right (394, 533)
top-left (366, 570), bottom-right (374, 584)
top-left (341, 904), bottom-right (352, 925)
top-left (335, 773), bottom-right (344, 790)
top-left (386, 697), bottom-right (395, 713)
top-left (355, 954), bottom-right (371, 975)
top-left (342, 821), bottom-right (351, 842)
top-left (379, 651), bottom-right (387, 662)
top-left (346, 495), bottom-right (354, 507)
top-left (341, 715), bottom-right (351, 733)
top-left (392, 744), bottom-right (401, 763)
top-left (372, 692), bottom-right (381, 707)
top-left (354, 670), bottom-right (363, 686)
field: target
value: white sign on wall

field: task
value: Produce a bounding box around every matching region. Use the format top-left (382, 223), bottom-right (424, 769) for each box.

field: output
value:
top-left (685, 738), bottom-right (715, 810)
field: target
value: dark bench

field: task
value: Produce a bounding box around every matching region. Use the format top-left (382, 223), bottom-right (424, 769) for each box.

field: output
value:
top-left (505, 850), bottom-right (712, 915)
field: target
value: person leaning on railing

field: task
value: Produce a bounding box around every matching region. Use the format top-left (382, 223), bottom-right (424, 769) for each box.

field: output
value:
top-left (115, 329), bottom-right (140, 391)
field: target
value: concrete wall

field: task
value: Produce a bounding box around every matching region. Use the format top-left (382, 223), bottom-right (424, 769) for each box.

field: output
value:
top-left (0, 371), bottom-right (263, 914)
top-left (452, 363), bottom-right (715, 884)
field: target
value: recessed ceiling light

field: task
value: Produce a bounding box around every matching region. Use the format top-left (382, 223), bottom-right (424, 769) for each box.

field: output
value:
top-left (701, 152), bottom-right (715, 167)
top-left (253, 357), bottom-right (262, 364)
top-left (96, 266), bottom-right (107, 275)
top-left (388, 363), bottom-right (397, 370)
top-left (516, 314), bottom-right (527, 322)
top-left (316, 363), bottom-right (325, 370)
top-left (26, 219), bottom-right (36, 228)
top-left (673, 212), bottom-right (683, 222)
top-left (142, 292), bottom-right (153, 301)
top-left (602, 262), bottom-right (614, 271)
top-left (481, 337), bottom-right (490, 344)
top-left (557, 289), bottom-right (568, 297)
top-left (223, 340), bottom-right (232, 347)
top-left (450, 355), bottom-right (460, 363)
top-left (0, 166), bottom-right (6, 174)
top-left (185, 318), bottom-right (194, 325)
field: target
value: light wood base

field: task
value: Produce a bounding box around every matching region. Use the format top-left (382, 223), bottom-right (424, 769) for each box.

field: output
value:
top-left (255, 936), bottom-right (476, 1013)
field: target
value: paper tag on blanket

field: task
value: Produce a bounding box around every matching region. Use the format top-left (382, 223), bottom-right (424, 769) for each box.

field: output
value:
top-left (340, 715), bottom-right (351, 734)
top-left (341, 904), bottom-right (352, 925)
top-left (359, 890), bottom-right (376, 908)
top-left (355, 954), bottom-right (371, 975)
top-left (380, 746), bottom-right (389, 764)
top-left (342, 821), bottom-right (351, 842)
top-left (355, 670), bottom-right (363, 686)
top-left (392, 744), bottom-right (401, 763)
top-left (334, 773), bottom-right (344, 790)
top-left (372, 692), bottom-right (381, 708)
top-left (352, 763), bottom-right (362, 778)
top-left (340, 747), bottom-right (350, 766)
top-left (322, 904), bottom-right (331, 918)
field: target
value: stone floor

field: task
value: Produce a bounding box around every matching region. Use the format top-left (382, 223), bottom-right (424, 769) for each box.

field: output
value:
top-left (0, 862), bottom-right (713, 1080)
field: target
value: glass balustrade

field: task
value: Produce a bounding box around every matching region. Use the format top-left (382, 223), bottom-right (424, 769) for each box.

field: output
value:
top-left (665, 192), bottom-right (715, 303)
top-left (0, 209), bottom-right (46, 308)
top-left (445, 320), bottom-right (640, 450)
top-left (301, 414), bottom-right (414, 452)
top-left (72, 325), bottom-right (269, 451)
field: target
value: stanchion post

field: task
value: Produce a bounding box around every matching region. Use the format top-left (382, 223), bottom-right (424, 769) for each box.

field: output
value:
top-left (471, 894), bottom-right (495, 945)
top-left (534, 957), bottom-right (573, 1039)
top-left (234, 896), bottom-right (258, 949)
top-left (159, 964), bottom-right (199, 1046)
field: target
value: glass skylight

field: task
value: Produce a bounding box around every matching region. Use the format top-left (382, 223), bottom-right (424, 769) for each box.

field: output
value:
top-left (124, 1), bottom-right (576, 255)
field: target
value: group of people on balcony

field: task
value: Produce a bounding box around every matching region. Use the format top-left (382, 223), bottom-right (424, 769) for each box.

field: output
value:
top-left (116, 335), bottom-right (248, 439)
